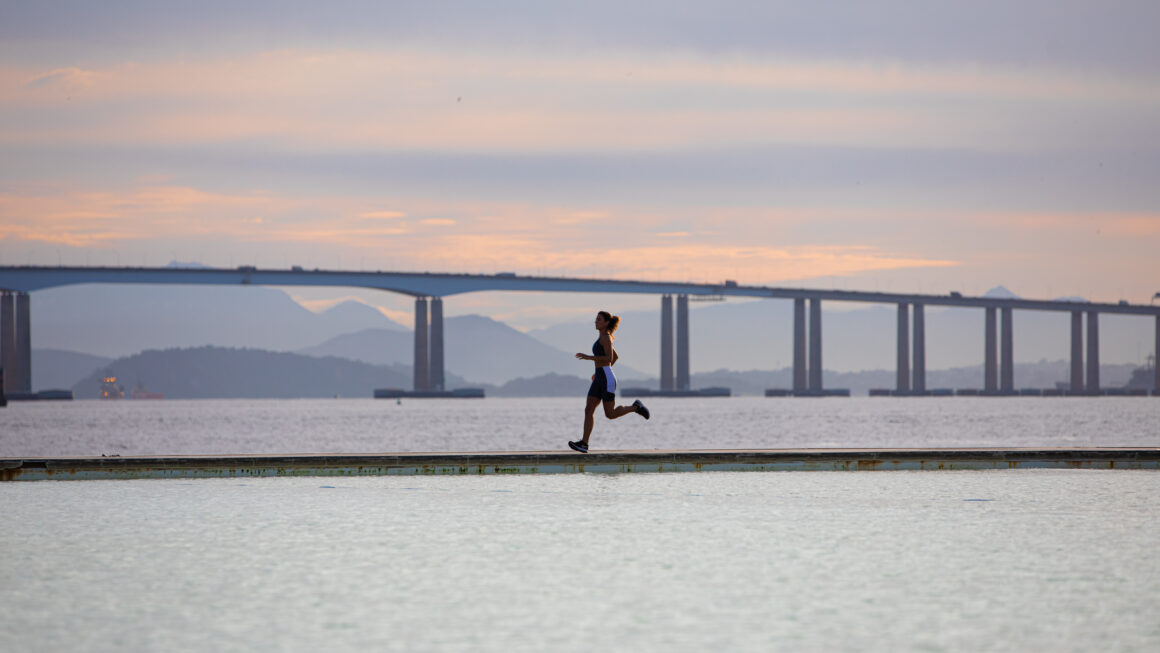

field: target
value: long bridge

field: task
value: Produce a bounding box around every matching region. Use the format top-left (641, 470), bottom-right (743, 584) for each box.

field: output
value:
top-left (1, 265), bottom-right (1158, 396)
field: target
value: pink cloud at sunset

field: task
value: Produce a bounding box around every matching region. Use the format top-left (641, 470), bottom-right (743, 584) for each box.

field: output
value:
top-left (3, 49), bottom-right (1157, 152)
top-left (1, 181), bottom-right (965, 282)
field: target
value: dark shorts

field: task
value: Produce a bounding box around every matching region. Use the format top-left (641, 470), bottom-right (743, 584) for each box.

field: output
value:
top-left (587, 367), bottom-right (616, 402)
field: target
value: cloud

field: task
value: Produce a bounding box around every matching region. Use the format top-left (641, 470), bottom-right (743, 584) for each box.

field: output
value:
top-left (5, 2), bottom-right (1158, 76)
top-left (23, 67), bottom-right (99, 90)
top-left (386, 230), bottom-right (959, 284)
top-left (2, 48), bottom-right (1155, 153)
top-left (553, 211), bottom-right (612, 225)
top-left (359, 211), bottom-right (406, 219)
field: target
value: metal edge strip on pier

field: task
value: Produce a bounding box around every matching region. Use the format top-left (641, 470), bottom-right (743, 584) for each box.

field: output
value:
top-left (3, 448), bottom-right (1159, 481)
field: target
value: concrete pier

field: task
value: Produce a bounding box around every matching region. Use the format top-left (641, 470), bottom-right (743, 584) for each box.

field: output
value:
top-left (1087, 311), bottom-right (1100, 395)
top-left (896, 303), bottom-right (910, 394)
top-left (1001, 307), bottom-right (1014, 394)
top-left (793, 298), bottom-right (807, 393)
top-left (1155, 315), bottom-right (1160, 392)
top-left (1071, 311), bottom-right (1084, 394)
top-left (809, 298), bottom-right (822, 393)
top-left (413, 297), bottom-right (429, 392)
top-left (984, 307), bottom-right (997, 393)
top-left (660, 295), bottom-right (674, 391)
top-left (912, 303), bottom-right (926, 393)
top-left (429, 297), bottom-right (444, 391)
top-left (4, 448), bottom-right (1157, 481)
top-left (676, 294), bottom-right (690, 391)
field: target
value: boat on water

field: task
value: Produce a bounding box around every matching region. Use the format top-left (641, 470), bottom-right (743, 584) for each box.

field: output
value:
top-left (100, 377), bottom-right (165, 399)
top-left (100, 376), bottom-right (124, 399)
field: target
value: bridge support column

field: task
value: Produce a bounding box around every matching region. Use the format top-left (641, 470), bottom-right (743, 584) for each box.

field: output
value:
top-left (1155, 315), bottom-right (1159, 394)
top-left (1086, 311), bottom-right (1099, 395)
top-left (660, 295), bottom-right (674, 391)
top-left (676, 294), bottom-right (690, 391)
top-left (1070, 311), bottom-right (1084, 395)
top-left (793, 298), bottom-right (807, 393)
top-left (413, 297), bottom-right (429, 392)
top-left (896, 303), bottom-right (910, 394)
top-left (808, 298), bottom-right (822, 393)
top-left (1, 292), bottom-right (13, 394)
top-left (912, 303), bottom-right (926, 394)
top-left (15, 293), bottom-right (30, 393)
top-left (984, 307), bottom-right (997, 394)
top-left (1001, 307), bottom-right (1014, 395)
top-left (429, 297), bottom-right (444, 391)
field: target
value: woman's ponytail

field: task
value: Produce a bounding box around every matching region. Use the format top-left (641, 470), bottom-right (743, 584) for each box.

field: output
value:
top-left (598, 311), bottom-right (621, 335)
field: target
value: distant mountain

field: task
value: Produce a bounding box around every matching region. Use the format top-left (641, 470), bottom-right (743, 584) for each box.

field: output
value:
top-left (625, 360), bottom-right (1140, 396)
top-left (31, 282), bottom-right (407, 357)
top-left (298, 315), bottom-right (647, 385)
top-left (491, 373), bottom-right (590, 397)
top-left (317, 300), bottom-right (407, 335)
top-left (73, 346), bottom-right (412, 399)
top-left (31, 348), bottom-right (113, 391)
top-left (61, 345), bottom-right (1145, 400)
top-left (982, 285), bottom-right (1020, 299)
top-left (297, 328), bottom-right (412, 365)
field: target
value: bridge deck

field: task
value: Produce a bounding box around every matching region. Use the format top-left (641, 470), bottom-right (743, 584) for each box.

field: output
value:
top-left (3, 448), bottom-right (1158, 480)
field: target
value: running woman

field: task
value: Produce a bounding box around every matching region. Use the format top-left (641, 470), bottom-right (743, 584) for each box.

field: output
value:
top-left (569, 311), bottom-right (649, 453)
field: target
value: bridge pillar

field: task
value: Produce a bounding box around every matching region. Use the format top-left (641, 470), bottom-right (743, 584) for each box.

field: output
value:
top-left (676, 294), bottom-right (690, 391)
top-left (1086, 311), bottom-right (1100, 395)
top-left (793, 298), bottom-right (807, 393)
top-left (1070, 311), bottom-right (1084, 394)
top-left (15, 293), bottom-right (30, 393)
top-left (429, 297), bottom-right (444, 391)
top-left (912, 303), bottom-right (926, 394)
top-left (1000, 307), bottom-right (1014, 394)
top-left (660, 295), bottom-right (674, 391)
top-left (984, 307), bottom-right (997, 394)
top-left (413, 297), bottom-right (429, 392)
top-left (1155, 315), bottom-right (1159, 394)
top-left (1, 292), bottom-right (14, 394)
top-left (808, 298), bottom-right (822, 393)
top-left (896, 303), bottom-right (910, 394)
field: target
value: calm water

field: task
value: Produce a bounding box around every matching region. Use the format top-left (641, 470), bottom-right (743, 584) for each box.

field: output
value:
top-left (2, 398), bottom-right (1158, 651)
top-left (1, 396), bottom-right (1158, 456)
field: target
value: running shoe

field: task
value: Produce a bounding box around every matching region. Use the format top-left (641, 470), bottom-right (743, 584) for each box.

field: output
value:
top-left (568, 440), bottom-right (589, 453)
top-left (633, 399), bottom-right (651, 420)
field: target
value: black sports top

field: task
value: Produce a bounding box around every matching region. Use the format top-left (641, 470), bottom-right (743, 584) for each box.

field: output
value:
top-left (592, 339), bottom-right (605, 357)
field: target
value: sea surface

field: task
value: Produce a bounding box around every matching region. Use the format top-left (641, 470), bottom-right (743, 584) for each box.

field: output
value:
top-left (2, 397), bottom-right (1159, 652)
top-left (2, 396), bottom-right (1158, 456)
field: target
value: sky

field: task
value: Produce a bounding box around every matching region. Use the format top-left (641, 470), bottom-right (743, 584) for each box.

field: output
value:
top-left (2, 1), bottom-right (1159, 330)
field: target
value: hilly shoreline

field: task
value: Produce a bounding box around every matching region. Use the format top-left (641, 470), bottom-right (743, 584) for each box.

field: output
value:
top-left (54, 346), bottom-right (1143, 400)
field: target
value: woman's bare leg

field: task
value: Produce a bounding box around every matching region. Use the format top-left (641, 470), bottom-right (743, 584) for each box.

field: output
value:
top-left (582, 395), bottom-right (601, 444)
top-left (603, 400), bottom-right (637, 419)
